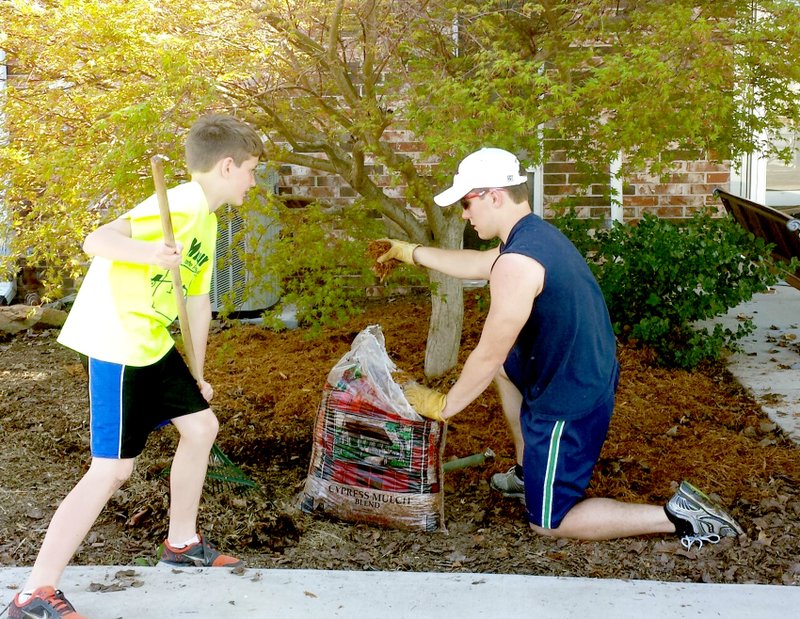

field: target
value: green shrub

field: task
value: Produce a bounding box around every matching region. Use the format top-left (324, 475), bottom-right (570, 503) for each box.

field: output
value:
top-left (564, 211), bottom-right (783, 369)
top-left (550, 207), bottom-right (604, 257)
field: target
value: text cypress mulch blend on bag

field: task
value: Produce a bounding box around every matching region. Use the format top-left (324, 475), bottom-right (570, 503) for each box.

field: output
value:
top-left (300, 325), bottom-right (446, 532)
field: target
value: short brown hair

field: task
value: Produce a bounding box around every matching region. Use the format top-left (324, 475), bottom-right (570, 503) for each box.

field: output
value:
top-left (185, 114), bottom-right (263, 173)
top-left (504, 182), bottom-right (529, 204)
top-left (475, 182), bottom-right (528, 204)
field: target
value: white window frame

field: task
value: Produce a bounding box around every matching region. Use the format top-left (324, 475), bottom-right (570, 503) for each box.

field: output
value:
top-left (733, 135), bottom-right (800, 209)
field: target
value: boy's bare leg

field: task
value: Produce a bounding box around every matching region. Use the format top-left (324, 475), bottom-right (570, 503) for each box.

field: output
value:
top-left (23, 458), bottom-right (134, 591)
top-left (167, 408), bottom-right (218, 543)
top-left (494, 368), bottom-right (525, 464)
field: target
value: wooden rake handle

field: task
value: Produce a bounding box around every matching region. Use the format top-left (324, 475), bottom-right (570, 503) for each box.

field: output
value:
top-left (150, 155), bottom-right (200, 381)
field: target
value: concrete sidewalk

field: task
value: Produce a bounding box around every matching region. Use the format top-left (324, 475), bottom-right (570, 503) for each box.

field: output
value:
top-left (705, 282), bottom-right (800, 443)
top-left (1, 565), bottom-right (798, 619)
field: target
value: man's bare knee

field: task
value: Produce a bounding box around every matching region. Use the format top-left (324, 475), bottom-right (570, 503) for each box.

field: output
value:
top-left (529, 522), bottom-right (561, 538)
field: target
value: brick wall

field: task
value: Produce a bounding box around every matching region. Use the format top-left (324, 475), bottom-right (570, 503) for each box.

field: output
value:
top-left (621, 160), bottom-right (730, 220)
top-left (277, 160), bottom-right (402, 204)
top-left (542, 148), bottom-right (730, 221)
top-left (274, 140), bottom-right (731, 221)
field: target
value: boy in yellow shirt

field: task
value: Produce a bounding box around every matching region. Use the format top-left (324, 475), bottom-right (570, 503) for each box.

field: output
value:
top-left (5, 114), bottom-right (263, 619)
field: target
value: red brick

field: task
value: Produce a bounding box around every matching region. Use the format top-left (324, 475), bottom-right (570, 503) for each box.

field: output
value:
top-left (543, 174), bottom-right (567, 185)
top-left (625, 195), bottom-right (658, 207)
top-left (660, 195), bottom-right (704, 206)
top-left (544, 162), bottom-right (578, 174)
top-left (706, 172), bottom-right (730, 184)
top-left (666, 172), bottom-right (705, 184)
top-left (689, 184), bottom-right (721, 194)
top-left (652, 206), bottom-right (686, 218)
top-left (650, 184), bottom-right (691, 195)
top-left (544, 185), bottom-right (576, 196)
top-left (686, 161), bottom-right (728, 173)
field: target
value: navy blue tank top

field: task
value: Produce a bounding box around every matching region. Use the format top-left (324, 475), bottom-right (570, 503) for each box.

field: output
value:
top-left (499, 213), bottom-right (618, 420)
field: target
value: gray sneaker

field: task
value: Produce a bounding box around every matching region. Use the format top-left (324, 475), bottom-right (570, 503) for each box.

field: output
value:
top-left (665, 480), bottom-right (744, 550)
top-left (490, 466), bottom-right (525, 501)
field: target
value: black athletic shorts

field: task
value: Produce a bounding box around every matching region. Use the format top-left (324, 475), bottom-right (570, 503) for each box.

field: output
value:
top-left (80, 347), bottom-right (209, 458)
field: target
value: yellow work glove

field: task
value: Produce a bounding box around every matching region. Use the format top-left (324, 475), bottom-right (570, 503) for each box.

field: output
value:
top-left (376, 238), bottom-right (421, 266)
top-left (403, 381), bottom-right (447, 422)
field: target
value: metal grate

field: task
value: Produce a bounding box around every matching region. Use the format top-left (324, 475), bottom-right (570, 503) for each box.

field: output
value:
top-left (210, 167), bottom-right (281, 313)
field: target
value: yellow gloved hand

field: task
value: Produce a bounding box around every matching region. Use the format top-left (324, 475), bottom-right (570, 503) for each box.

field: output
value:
top-left (376, 238), bottom-right (421, 265)
top-left (403, 381), bottom-right (447, 422)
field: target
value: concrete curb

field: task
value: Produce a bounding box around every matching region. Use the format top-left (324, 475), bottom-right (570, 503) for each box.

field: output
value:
top-left (1, 565), bottom-right (798, 619)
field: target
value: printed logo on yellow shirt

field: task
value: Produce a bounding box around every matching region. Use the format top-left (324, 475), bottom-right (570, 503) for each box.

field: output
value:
top-left (150, 236), bottom-right (212, 323)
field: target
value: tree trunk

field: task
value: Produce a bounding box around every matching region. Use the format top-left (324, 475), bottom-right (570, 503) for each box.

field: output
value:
top-left (423, 214), bottom-right (467, 378)
top-left (424, 270), bottom-right (463, 378)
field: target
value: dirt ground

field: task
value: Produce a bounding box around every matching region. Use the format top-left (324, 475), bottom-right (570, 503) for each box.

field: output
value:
top-left (0, 292), bottom-right (798, 586)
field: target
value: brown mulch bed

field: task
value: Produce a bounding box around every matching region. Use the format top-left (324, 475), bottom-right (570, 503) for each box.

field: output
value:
top-left (0, 293), bottom-right (798, 585)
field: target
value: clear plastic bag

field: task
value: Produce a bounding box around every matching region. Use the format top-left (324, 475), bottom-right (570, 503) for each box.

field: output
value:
top-left (300, 325), bottom-right (446, 532)
top-left (325, 324), bottom-right (420, 420)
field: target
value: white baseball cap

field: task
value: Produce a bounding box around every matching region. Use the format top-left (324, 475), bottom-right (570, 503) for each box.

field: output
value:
top-left (433, 148), bottom-right (528, 206)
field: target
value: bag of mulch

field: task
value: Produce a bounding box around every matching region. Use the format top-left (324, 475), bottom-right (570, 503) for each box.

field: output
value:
top-left (299, 325), bottom-right (446, 532)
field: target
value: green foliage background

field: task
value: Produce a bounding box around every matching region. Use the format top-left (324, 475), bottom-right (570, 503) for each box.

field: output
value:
top-left (3, 0), bottom-right (800, 371)
top-left (3, 0), bottom-right (800, 290)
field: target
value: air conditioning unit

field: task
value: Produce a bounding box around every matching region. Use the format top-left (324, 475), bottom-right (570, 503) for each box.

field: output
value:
top-left (210, 167), bottom-right (281, 314)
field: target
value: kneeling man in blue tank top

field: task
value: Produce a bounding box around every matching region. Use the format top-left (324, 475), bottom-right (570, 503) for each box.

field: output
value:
top-left (377, 148), bottom-right (743, 549)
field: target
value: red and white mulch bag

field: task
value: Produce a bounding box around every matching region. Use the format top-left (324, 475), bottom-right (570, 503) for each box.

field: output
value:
top-left (300, 325), bottom-right (446, 532)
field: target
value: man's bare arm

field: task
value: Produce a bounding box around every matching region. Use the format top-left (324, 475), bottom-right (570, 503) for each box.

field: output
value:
top-left (413, 245), bottom-right (500, 280)
top-left (441, 253), bottom-right (544, 419)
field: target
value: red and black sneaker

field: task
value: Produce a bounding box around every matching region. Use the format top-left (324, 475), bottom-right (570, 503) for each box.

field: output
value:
top-left (160, 534), bottom-right (243, 568)
top-left (5, 586), bottom-right (87, 619)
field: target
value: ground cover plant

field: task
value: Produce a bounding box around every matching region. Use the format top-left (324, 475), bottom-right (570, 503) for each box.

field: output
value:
top-left (0, 293), bottom-right (798, 586)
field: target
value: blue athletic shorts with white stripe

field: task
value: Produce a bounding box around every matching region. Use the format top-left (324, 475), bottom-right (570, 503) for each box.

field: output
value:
top-left (520, 391), bottom-right (615, 529)
top-left (81, 347), bottom-right (209, 459)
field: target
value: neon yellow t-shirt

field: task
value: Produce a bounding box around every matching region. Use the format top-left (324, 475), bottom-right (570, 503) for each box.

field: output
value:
top-left (58, 181), bottom-right (217, 366)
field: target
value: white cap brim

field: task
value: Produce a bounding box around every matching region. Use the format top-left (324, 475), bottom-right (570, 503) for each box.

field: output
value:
top-left (433, 180), bottom-right (473, 206)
